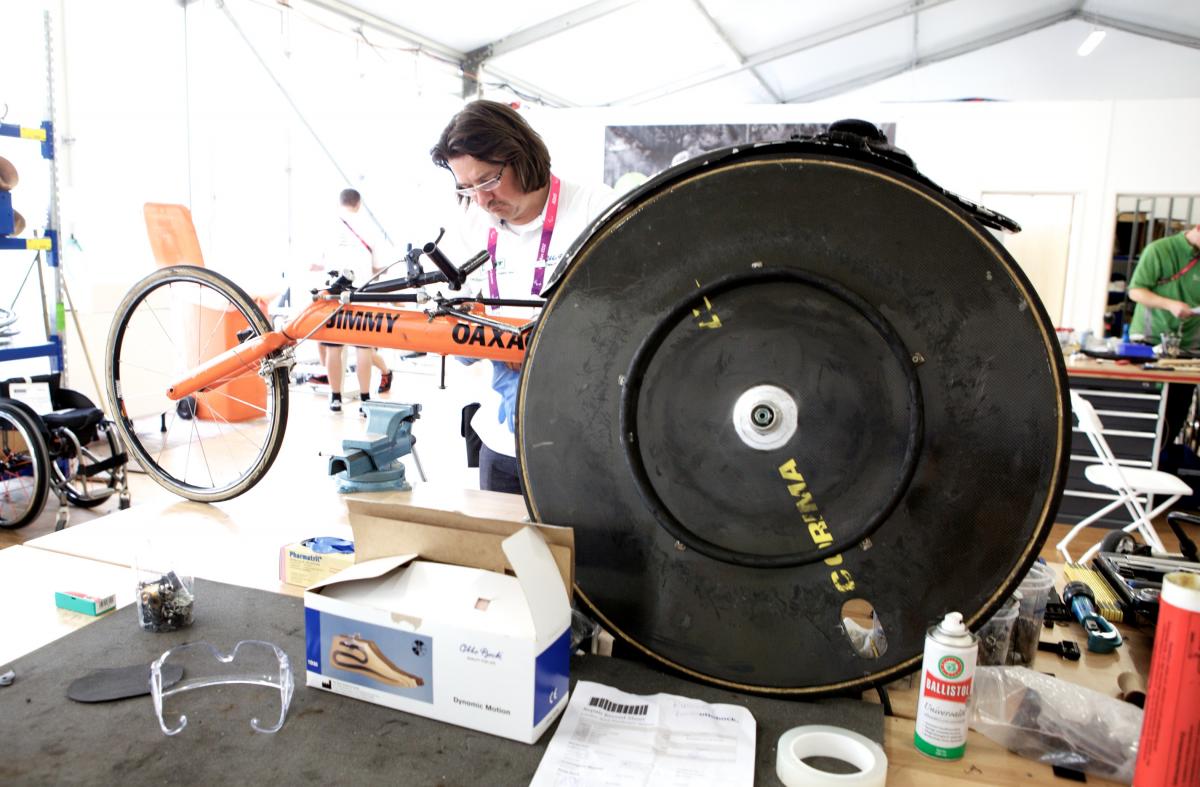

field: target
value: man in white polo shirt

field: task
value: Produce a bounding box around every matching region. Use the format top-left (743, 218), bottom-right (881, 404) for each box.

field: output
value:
top-left (431, 100), bottom-right (614, 493)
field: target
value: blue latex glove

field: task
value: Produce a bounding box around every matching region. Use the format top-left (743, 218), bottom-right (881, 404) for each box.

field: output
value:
top-left (301, 537), bottom-right (354, 554)
top-left (492, 361), bottom-right (521, 433)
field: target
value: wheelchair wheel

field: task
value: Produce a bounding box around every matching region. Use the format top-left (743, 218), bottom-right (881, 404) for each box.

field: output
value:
top-left (50, 421), bottom-right (121, 508)
top-left (0, 400), bottom-right (50, 529)
top-left (106, 265), bottom-right (289, 502)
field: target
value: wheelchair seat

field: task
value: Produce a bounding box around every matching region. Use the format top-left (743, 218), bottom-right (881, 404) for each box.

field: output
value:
top-left (36, 382), bottom-right (106, 443)
top-left (1, 375), bottom-right (102, 442)
top-left (41, 407), bottom-right (104, 442)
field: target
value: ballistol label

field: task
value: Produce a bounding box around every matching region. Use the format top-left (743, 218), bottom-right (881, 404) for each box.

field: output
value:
top-left (914, 626), bottom-right (977, 760)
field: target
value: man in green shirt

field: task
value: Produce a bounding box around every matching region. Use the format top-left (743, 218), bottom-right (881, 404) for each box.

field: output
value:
top-left (1129, 224), bottom-right (1200, 348)
top-left (1128, 223), bottom-right (1200, 474)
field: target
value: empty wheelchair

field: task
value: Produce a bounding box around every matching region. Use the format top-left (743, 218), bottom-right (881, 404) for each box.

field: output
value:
top-left (0, 374), bottom-right (130, 530)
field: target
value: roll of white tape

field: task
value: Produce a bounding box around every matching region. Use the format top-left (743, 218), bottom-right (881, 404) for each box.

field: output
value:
top-left (776, 725), bottom-right (888, 787)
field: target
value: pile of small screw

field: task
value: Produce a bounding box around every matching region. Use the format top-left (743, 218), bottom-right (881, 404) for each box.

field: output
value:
top-left (137, 571), bottom-right (194, 632)
top-left (1010, 617), bottom-right (1040, 666)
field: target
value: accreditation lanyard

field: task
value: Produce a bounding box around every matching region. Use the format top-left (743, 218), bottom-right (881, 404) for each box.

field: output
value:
top-left (341, 218), bottom-right (372, 252)
top-left (487, 174), bottom-right (561, 298)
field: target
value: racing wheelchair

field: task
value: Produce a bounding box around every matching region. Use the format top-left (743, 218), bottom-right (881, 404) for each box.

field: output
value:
top-left (102, 126), bottom-right (1074, 699)
top-left (0, 373), bottom-right (130, 530)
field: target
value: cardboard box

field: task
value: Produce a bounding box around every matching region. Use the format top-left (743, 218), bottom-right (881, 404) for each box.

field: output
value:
top-left (280, 538), bottom-right (356, 588)
top-left (55, 590), bottom-right (116, 616)
top-left (304, 499), bottom-right (574, 744)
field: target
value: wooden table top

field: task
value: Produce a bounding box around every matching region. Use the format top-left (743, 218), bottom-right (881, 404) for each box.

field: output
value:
top-left (1066, 354), bottom-right (1200, 384)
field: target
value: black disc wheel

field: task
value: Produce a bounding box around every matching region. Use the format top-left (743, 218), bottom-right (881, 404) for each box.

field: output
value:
top-left (519, 143), bottom-right (1070, 695)
top-left (106, 265), bottom-right (289, 502)
top-left (0, 399), bottom-right (50, 529)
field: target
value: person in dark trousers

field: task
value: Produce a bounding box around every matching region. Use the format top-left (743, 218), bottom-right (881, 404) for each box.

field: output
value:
top-left (1128, 222), bottom-right (1200, 468)
top-left (431, 101), bottom-right (613, 493)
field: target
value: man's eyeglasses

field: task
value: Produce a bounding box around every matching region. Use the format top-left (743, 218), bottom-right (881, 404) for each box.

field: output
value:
top-left (454, 164), bottom-right (505, 197)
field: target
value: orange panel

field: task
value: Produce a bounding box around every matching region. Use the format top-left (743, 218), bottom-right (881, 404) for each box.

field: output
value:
top-left (143, 203), bottom-right (205, 268)
top-left (180, 300), bottom-right (267, 422)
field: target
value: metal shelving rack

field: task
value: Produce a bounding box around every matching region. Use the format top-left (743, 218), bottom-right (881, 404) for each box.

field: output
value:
top-left (0, 10), bottom-right (64, 373)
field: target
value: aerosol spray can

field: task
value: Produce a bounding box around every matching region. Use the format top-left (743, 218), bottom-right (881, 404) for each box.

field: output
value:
top-left (914, 611), bottom-right (978, 760)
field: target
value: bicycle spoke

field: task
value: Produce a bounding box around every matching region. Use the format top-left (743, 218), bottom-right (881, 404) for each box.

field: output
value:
top-left (143, 286), bottom-right (183, 357)
top-left (203, 386), bottom-right (272, 420)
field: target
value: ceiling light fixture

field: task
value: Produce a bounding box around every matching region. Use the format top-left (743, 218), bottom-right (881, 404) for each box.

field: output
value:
top-left (1077, 29), bottom-right (1106, 57)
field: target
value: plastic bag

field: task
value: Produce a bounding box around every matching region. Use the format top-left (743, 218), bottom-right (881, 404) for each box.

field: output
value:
top-left (969, 666), bottom-right (1142, 783)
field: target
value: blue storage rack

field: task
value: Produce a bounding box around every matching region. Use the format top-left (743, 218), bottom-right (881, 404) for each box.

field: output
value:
top-left (1, 118), bottom-right (63, 371)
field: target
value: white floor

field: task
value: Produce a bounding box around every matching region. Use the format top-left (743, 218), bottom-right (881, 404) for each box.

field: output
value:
top-left (15, 349), bottom-right (492, 538)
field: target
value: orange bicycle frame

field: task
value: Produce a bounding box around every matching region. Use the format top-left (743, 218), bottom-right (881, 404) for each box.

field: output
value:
top-left (165, 296), bottom-right (528, 402)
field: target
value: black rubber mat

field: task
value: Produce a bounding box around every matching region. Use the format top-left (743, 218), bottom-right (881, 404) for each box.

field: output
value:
top-left (0, 578), bottom-right (880, 784)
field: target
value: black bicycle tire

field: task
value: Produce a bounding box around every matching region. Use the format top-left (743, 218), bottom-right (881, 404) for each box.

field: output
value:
top-left (0, 399), bottom-right (51, 529)
top-left (105, 265), bottom-right (289, 502)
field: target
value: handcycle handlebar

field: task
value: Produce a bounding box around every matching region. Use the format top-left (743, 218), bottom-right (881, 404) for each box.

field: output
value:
top-left (419, 243), bottom-right (489, 291)
top-left (355, 231), bottom-right (490, 295)
top-left (457, 249), bottom-right (491, 280)
top-left (421, 238), bottom-right (461, 287)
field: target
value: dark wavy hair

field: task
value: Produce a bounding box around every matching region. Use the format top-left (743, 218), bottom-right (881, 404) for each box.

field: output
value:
top-left (431, 100), bottom-right (551, 199)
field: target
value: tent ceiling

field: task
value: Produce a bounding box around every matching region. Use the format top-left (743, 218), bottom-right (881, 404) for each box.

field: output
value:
top-left (306, 0), bottom-right (1200, 105)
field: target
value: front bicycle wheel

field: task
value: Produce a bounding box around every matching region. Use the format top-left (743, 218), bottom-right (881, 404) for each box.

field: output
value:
top-left (0, 399), bottom-right (50, 528)
top-left (106, 266), bottom-right (289, 502)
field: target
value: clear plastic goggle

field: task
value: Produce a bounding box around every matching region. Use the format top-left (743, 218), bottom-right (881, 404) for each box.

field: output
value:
top-left (149, 640), bottom-right (294, 736)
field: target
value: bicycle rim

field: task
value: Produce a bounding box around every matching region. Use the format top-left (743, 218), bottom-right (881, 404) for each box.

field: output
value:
top-left (0, 401), bottom-right (50, 528)
top-left (106, 266), bottom-right (288, 502)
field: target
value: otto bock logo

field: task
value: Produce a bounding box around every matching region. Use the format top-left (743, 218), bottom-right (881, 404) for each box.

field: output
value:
top-left (460, 643), bottom-right (503, 662)
top-left (938, 655), bottom-right (964, 679)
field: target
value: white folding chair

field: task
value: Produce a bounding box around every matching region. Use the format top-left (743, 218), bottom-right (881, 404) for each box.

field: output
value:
top-left (1057, 390), bottom-right (1192, 563)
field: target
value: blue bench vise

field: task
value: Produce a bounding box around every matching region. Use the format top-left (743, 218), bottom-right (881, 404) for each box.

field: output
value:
top-left (327, 401), bottom-right (421, 493)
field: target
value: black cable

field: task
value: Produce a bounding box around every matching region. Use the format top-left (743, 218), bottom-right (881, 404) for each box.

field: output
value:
top-left (875, 684), bottom-right (893, 717)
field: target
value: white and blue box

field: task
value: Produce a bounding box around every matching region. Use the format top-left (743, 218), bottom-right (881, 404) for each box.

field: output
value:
top-left (304, 499), bottom-right (574, 744)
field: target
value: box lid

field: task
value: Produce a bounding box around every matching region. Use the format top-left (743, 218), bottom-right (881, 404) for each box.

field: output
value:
top-left (344, 498), bottom-right (574, 594)
top-left (334, 499), bottom-right (572, 642)
top-left (308, 552), bottom-right (417, 592)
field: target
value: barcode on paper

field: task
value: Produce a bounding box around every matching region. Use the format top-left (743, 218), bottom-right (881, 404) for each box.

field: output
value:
top-left (588, 696), bottom-right (649, 716)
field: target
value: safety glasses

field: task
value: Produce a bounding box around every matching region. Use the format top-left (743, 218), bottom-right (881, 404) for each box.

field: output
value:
top-left (150, 640), bottom-right (294, 736)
